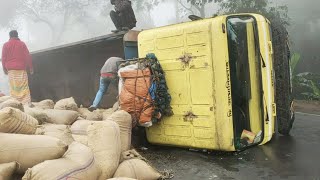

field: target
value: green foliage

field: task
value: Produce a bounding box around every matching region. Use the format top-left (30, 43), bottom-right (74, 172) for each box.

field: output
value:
top-left (290, 53), bottom-right (301, 75)
top-left (293, 72), bottom-right (320, 100)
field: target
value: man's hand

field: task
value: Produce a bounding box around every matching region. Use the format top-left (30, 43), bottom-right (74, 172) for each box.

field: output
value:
top-left (30, 69), bottom-right (34, 75)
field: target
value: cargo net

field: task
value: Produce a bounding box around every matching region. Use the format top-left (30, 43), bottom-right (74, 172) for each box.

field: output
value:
top-left (118, 53), bottom-right (173, 127)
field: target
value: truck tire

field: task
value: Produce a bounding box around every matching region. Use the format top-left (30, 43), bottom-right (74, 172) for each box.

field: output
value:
top-left (272, 24), bottom-right (295, 135)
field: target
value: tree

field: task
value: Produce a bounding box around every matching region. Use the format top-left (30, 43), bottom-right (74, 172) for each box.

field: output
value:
top-left (2, 0), bottom-right (106, 44)
top-left (177, 0), bottom-right (215, 18)
top-left (133, 0), bottom-right (161, 28)
top-left (215, 0), bottom-right (290, 26)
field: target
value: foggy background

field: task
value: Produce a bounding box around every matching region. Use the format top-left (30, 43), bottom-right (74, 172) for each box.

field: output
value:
top-left (0, 0), bottom-right (319, 97)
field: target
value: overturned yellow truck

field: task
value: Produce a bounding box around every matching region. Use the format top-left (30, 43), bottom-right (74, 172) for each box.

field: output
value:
top-left (139, 14), bottom-right (278, 151)
top-left (30, 13), bottom-right (293, 151)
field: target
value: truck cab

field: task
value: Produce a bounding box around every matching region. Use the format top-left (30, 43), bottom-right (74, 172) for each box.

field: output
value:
top-left (138, 14), bottom-right (276, 151)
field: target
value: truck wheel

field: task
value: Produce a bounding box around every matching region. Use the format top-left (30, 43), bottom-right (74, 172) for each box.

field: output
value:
top-left (272, 24), bottom-right (295, 135)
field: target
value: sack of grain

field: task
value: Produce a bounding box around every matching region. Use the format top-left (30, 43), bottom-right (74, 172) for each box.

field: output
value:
top-left (108, 110), bottom-right (132, 153)
top-left (54, 97), bottom-right (78, 111)
top-left (113, 159), bottom-right (161, 180)
top-left (0, 96), bottom-right (13, 104)
top-left (32, 99), bottom-right (54, 109)
top-left (0, 162), bottom-right (17, 180)
top-left (0, 99), bottom-right (24, 112)
top-left (35, 124), bottom-right (74, 145)
top-left (22, 142), bottom-right (101, 180)
top-left (77, 107), bottom-right (90, 118)
top-left (122, 149), bottom-right (146, 162)
top-left (72, 134), bottom-right (88, 146)
top-left (43, 109), bottom-right (79, 125)
top-left (113, 101), bottom-right (120, 111)
top-left (24, 107), bottom-right (50, 124)
top-left (0, 133), bottom-right (67, 174)
top-left (77, 108), bottom-right (103, 121)
top-left (70, 120), bottom-right (94, 135)
top-left (87, 109), bottom-right (104, 120)
top-left (87, 121), bottom-right (121, 180)
top-left (0, 107), bottom-right (38, 134)
top-left (103, 108), bottom-right (114, 120)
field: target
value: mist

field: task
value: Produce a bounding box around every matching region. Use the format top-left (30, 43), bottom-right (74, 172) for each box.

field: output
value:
top-left (0, 0), bottom-right (319, 95)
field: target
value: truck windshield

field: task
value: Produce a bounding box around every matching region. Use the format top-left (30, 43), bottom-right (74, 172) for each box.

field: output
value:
top-left (227, 16), bottom-right (263, 148)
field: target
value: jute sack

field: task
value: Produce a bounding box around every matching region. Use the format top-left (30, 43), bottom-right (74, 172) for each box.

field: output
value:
top-left (0, 99), bottom-right (24, 112)
top-left (32, 99), bottom-right (54, 109)
top-left (70, 120), bottom-right (95, 146)
top-left (72, 134), bottom-right (88, 146)
top-left (0, 96), bottom-right (13, 104)
top-left (107, 110), bottom-right (132, 153)
top-left (54, 97), bottom-right (78, 111)
top-left (103, 108), bottom-right (114, 120)
top-left (122, 149), bottom-right (146, 162)
top-left (113, 101), bottom-right (120, 112)
top-left (0, 107), bottom-right (38, 134)
top-left (0, 162), bottom-right (17, 180)
top-left (24, 106), bottom-right (50, 124)
top-left (35, 124), bottom-right (74, 145)
top-left (87, 121), bottom-right (121, 180)
top-left (70, 120), bottom-right (95, 135)
top-left (77, 108), bottom-right (103, 121)
top-left (77, 108), bottom-right (90, 118)
top-left (0, 133), bottom-right (67, 174)
top-left (43, 109), bottom-right (79, 125)
top-left (113, 159), bottom-right (161, 180)
top-left (22, 142), bottom-right (101, 180)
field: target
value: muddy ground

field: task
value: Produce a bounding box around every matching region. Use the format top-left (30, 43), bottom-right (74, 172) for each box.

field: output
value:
top-left (294, 100), bottom-right (320, 115)
top-left (139, 107), bottom-right (320, 180)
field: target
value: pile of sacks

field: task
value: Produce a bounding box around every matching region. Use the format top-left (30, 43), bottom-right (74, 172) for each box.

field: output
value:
top-left (0, 96), bottom-right (162, 180)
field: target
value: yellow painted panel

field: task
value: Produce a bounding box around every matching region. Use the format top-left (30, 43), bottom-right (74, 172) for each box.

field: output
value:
top-left (192, 105), bottom-right (214, 116)
top-left (189, 57), bottom-right (212, 69)
top-left (163, 115), bottom-right (191, 126)
top-left (164, 126), bottom-right (192, 137)
top-left (194, 128), bottom-right (215, 139)
top-left (185, 24), bottom-right (210, 33)
top-left (189, 69), bottom-right (213, 105)
top-left (186, 31), bottom-right (209, 46)
top-left (156, 28), bottom-right (183, 38)
top-left (139, 40), bottom-right (155, 52)
top-left (165, 71), bottom-right (189, 105)
top-left (192, 116), bottom-right (214, 128)
top-left (156, 36), bottom-right (184, 50)
top-left (187, 44), bottom-right (210, 57)
top-left (146, 125), bottom-right (162, 135)
top-left (156, 48), bottom-right (184, 61)
top-left (160, 60), bottom-right (185, 71)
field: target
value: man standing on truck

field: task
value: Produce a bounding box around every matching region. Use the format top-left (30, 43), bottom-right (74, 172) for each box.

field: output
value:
top-left (89, 57), bottom-right (123, 111)
top-left (110, 0), bottom-right (137, 33)
top-left (1, 30), bottom-right (33, 106)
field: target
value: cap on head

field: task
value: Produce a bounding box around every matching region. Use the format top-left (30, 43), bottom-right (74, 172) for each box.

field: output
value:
top-left (9, 30), bottom-right (18, 38)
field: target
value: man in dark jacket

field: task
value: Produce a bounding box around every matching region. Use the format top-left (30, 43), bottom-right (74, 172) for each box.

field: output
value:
top-left (110, 0), bottom-right (137, 32)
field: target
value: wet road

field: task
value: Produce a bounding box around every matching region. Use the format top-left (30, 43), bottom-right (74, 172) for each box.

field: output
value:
top-left (142, 113), bottom-right (320, 180)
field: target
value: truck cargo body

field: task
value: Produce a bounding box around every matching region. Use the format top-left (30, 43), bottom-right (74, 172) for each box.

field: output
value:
top-left (30, 32), bottom-right (136, 108)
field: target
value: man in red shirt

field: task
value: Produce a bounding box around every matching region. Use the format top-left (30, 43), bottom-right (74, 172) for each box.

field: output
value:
top-left (1, 30), bottom-right (33, 105)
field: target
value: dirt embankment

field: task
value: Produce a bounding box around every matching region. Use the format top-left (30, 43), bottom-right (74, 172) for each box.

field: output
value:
top-left (294, 100), bottom-right (320, 115)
